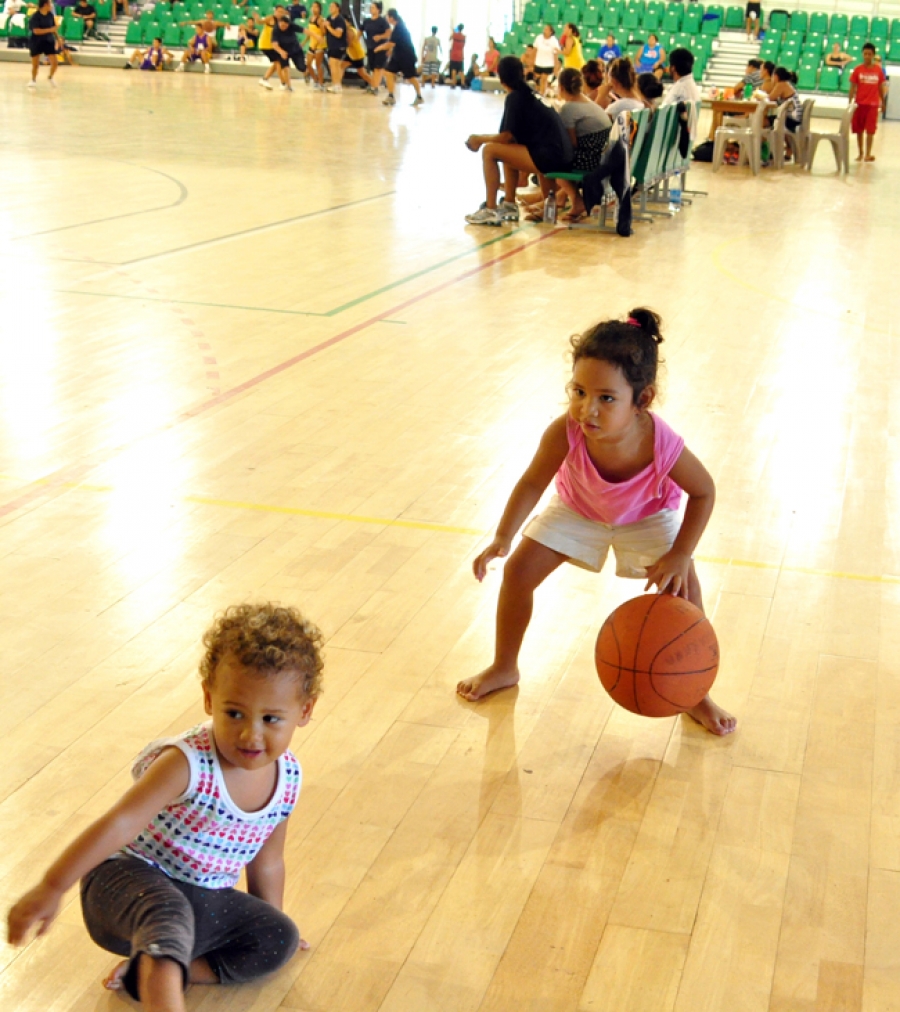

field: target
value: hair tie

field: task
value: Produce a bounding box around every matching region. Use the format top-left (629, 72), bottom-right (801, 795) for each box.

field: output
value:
top-left (626, 317), bottom-right (642, 327)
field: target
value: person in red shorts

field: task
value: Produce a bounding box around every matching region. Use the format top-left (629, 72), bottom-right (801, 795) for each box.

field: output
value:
top-left (849, 43), bottom-right (887, 162)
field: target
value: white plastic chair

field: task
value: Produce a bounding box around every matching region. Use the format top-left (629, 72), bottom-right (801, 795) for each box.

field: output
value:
top-left (712, 99), bottom-right (769, 174)
top-left (806, 102), bottom-right (855, 174)
top-left (763, 101), bottom-right (804, 168)
top-left (796, 98), bottom-right (815, 164)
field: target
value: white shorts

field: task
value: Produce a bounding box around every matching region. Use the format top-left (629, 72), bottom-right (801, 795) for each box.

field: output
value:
top-left (522, 496), bottom-right (680, 577)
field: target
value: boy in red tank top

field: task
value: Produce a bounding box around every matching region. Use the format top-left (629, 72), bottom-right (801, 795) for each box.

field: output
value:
top-left (849, 43), bottom-right (887, 162)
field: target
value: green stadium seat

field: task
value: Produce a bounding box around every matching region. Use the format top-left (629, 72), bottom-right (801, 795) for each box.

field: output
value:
top-left (892, 18), bottom-right (900, 42)
top-left (779, 51), bottom-right (799, 71)
top-left (604, 10), bottom-right (621, 27)
top-left (808, 11), bottom-right (827, 34)
top-left (829, 13), bottom-right (847, 36)
top-left (818, 65), bottom-right (840, 91)
top-left (563, 4), bottom-right (582, 21)
top-left (623, 7), bottom-right (641, 30)
top-left (139, 8), bottom-right (154, 26)
top-left (701, 5), bottom-right (723, 35)
top-left (162, 23), bottom-right (181, 45)
top-left (141, 20), bottom-right (160, 43)
top-left (796, 65), bottom-right (817, 89)
top-left (849, 15), bottom-right (868, 37)
top-left (838, 68), bottom-right (852, 93)
top-left (94, 0), bottom-right (111, 18)
top-left (614, 27), bottom-right (629, 46)
top-left (724, 5), bottom-right (743, 29)
top-left (64, 18), bottom-right (84, 40)
top-left (871, 17), bottom-right (888, 41)
top-left (544, 2), bottom-right (564, 21)
top-left (523, 3), bottom-right (541, 23)
top-left (888, 42), bottom-right (900, 61)
top-left (768, 10), bottom-right (787, 32)
top-left (662, 5), bottom-right (681, 32)
top-left (789, 10), bottom-right (807, 33)
top-left (682, 6), bottom-right (702, 33)
top-left (583, 7), bottom-right (600, 27)
top-left (125, 20), bottom-right (143, 44)
top-left (181, 24), bottom-right (195, 43)
top-left (759, 37), bottom-right (779, 59)
top-left (642, 9), bottom-right (661, 31)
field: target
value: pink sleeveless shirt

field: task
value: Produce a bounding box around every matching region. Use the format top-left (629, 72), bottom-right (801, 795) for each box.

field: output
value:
top-left (555, 412), bottom-right (684, 525)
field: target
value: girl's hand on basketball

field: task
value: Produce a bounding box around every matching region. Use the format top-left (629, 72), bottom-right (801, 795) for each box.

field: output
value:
top-left (645, 551), bottom-right (691, 597)
top-left (6, 882), bottom-right (62, 946)
top-left (473, 537), bottom-right (512, 582)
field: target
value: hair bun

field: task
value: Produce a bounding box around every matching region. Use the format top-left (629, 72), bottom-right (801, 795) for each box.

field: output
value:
top-left (627, 307), bottom-right (664, 343)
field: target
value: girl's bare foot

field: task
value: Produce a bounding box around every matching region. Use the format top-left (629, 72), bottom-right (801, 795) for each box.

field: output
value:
top-left (686, 695), bottom-right (736, 736)
top-left (103, 961), bottom-right (128, 990)
top-left (456, 665), bottom-right (519, 701)
top-left (865, 155), bottom-right (876, 161)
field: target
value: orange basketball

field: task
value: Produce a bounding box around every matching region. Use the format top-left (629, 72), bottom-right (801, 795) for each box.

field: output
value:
top-left (595, 594), bottom-right (719, 717)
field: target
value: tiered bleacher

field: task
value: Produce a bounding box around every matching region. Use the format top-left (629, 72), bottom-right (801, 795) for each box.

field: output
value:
top-left (499, 1), bottom-right (900, 96)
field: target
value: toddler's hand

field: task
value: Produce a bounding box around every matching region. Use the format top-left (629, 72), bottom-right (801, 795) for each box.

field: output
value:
top-left (472, 537), bottom-right (512, 582)
top-left (644, 551), bottom-right (691, 597)
top-left (7, 882), bottom-right (62, 946)
top-left (465, 135), bottom-right (482, 151)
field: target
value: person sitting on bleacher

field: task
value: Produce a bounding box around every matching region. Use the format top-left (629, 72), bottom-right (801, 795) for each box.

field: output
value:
top-left (70, 0), bottom-right (98, 39)
top-left (581, 58), bottom-right (605, 101)
top-left (636, 33), bottom-right (665, 78)
top-left (110, 0), bottom-right (126, 22)
top-left (124, 36), bottom-right (173, 70)
top-left (553, 67), bottom-right (612, 222)
top-left (637, 71), bottom-right (663, 106)
top-left (464, 55), bottom-right (573, 226)
top-left (179, 10), bottom-right (227, 57)
top-left (733, 57), bottom-right (762, 96)
top-left (238, 14), bottom-right (258, 62)
top-left (825, 43), bottom-right (853, 69)
top-left (175, 13), bottom-right (224, 73)
top-left (598, 32), bottom-right (621, 64)
top-left (661, 47), bottom-right (700, 105)
top-left (760, 60), bottom-right (776, 93)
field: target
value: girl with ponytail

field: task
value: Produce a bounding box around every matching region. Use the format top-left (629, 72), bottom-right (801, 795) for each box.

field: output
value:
top-left (459, 308), bottom-right (736, 736)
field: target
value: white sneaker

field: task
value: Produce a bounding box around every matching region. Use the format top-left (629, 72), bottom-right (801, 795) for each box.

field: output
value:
top-left (465, 206), bottom-right (502, 226)
top-left (48, 78), bottom-right (57, 87)
top-left (326, 84), bottom-right (342, 93)
top-left (382, 93), bottom-right (395, 105)
top-left (175, 62), bottom-right (184, 72)
top-left (313, 82), bottom-right (324, 90)
top-left (281, 83), bottom-right (292, 91)
top-left (27, 80), bottom-right (36, 88)
top-left (204, 63), bottom-right (210, 74)
top-left (497, 201), bottom-right (519, 221)
top-left (259, 78), bottom-right (273, 89)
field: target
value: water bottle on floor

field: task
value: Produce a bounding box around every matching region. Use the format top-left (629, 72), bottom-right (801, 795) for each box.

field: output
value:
top-left (543, 191), bottom-right (557, 224)
top-left (669, 181), bottom-right (682, 211)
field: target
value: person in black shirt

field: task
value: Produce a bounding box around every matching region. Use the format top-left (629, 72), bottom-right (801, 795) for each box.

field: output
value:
top-left (362, 0), bottom-right (390, 92)
top-left (28, 0), bottom-right (60, 88)
top-left (287, 2), bottom-right (307, 20)
top-left (71, 0), bottom-right (98, 39)
top-left (323, 1), bottom-right (347, 93)
top-left (377, 8), bottom-right (422, 106)
top-left (464, 55), bottom-right (574, 225)
top-left (272, 13), bottom-right (306, 90)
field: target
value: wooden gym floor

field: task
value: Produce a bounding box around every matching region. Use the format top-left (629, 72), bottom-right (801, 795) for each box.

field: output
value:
top-left (0, 63), bottom-right (899, 1012)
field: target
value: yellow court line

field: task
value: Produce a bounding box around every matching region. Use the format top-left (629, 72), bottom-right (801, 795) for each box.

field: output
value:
top-left (1, 472), bottom-right (898, 584)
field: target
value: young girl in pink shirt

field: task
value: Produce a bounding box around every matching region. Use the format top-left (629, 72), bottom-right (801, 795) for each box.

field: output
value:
top-left (458, 308), bottom-right (736, 736)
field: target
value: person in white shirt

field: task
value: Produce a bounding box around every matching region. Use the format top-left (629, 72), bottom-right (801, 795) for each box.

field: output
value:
top-left (532, 23), bottom-right (560, 94)
top-left (661, 47), bottom-right (700, 106)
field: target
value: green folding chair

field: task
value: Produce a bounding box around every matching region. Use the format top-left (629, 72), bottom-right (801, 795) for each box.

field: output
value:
top-left (818, 65), bottom-right (840, 92)
top-left (682, 6), bottom-right (702, 34)
top-left (788, 10), bottom-right (807, 33)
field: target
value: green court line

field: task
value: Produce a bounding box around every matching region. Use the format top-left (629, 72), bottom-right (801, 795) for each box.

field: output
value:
top-left (50, 227), bottom-right (525, 321)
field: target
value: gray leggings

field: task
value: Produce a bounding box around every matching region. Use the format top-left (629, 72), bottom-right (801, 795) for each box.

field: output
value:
top-left (80, 856), bottom-right (300, 1000)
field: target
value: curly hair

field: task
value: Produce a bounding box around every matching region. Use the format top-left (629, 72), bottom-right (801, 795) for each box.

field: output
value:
top-left (200, 603), bottom-right (324, 701)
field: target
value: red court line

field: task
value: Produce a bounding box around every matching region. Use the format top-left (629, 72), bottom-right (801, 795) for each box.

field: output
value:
top-left (0, 462), bottom-right (94, 520)
top-left (176, 229), bottom-right (560, 423)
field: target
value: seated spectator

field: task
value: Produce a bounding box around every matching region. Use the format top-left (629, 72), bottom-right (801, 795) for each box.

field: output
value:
top-left (637, 70), bottom-right (663, 105)
top-left (70, 0), bottom-right (98, 39)
top-left (175, 22), bottom-right (216, 72)
top-left (553, 67), bottom-right (612, 221)
top-left (238, 14), bottom-right (258, 61)
top-left (124, 36), bottom-right (173, 70)
top-left (581, 57), bottom-right (604, 101)
top-left (464, 52), bottom-right (479, 87)
top-left (464, 55), bottom-right (573, 226)
top-left (759, 60), bottom-right (776, 93)
top-left (598, 32), bottom-right (621, 64)
top-left (662, 47), bottom-right (700, 105)
top-left (521, 43), bottom-right (536, 83)
top-left (636, 33), bottom-right (665, 76)
top-left (733, 57), bottom-right (763, 95)
top-left (768, 66), bottom-right (803, 133)
top-left (110, 0), bottom-right (126, 21)
top-left (483, 36), bottom-right (500, 76)
top-left (825, 43), bottom-right (853, 68)
top-left (605, 57), bottom-right (650, 116)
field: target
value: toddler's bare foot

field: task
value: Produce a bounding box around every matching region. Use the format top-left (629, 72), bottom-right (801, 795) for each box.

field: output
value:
top-left (685, 695), bottom-right (736, 736)
top-left (456, 665), bottom-right (519, 701)
top-left (103, 961), bottom-right (128, 990)
top-left (855, 153), bottom-right (863, 161)
top-left (865, 155), bottom-right (876, 162)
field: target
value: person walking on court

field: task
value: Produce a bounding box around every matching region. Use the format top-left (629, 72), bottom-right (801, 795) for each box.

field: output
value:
top-left (362, 0), bottom-right (390, 93)
top-left (849, 42), bottom-right (887, 162)
top-left (447, 22), bottom-right (465, 87)
top-left (27, 0), bottom-right (60, 88)
top-left (272, 10), bottom-right (306, 91)
top-left (420, 25), bottom-right (441, 87)
top-left (323, 0), bottom-right (347, 93)
top-left (457, 309), bottom-right (736, 737)
top-left (377, 8), bottom-right (423, 107)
